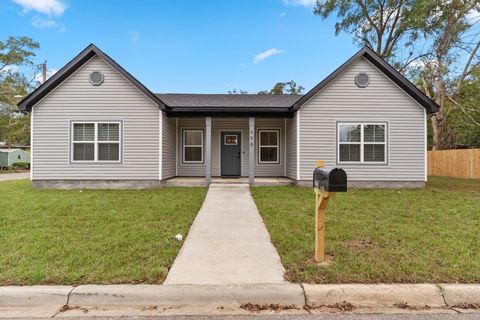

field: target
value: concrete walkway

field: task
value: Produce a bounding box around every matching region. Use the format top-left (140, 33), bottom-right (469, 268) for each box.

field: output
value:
top-left (164, 183), bottom-right (286, 285)
top-left (0, 172), bottom-right (29, 181)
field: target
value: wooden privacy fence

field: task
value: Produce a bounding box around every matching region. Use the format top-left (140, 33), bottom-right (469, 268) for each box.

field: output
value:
top-left (428, 149), bottom-right (480, 179)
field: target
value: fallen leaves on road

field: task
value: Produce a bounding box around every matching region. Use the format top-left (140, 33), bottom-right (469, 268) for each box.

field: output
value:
top-left (240, 303), bottom-right (299, 313)
top-left (451, 303), bottom-right (480, 309)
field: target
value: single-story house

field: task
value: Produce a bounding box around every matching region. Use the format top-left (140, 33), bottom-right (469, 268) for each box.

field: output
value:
top-left (18, 44), bottom-right (439, 189)
top-left (0, 148), bottom-right (30, 168)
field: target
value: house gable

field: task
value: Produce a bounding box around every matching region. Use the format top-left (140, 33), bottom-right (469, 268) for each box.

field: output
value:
top-left (31, 54), bottom-right (161, 181)
top-left (291, 47), bottom-right (439, 114)
top-left (18, 44), bottom-right (165, 112)
top-left (297, 56), bottom-right (426, 182)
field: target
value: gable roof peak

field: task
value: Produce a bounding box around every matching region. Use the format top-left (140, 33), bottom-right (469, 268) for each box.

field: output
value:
top-left (17, 43), bottom-right (166, 112)
top-left (291, 46), bottom-right (439, 114)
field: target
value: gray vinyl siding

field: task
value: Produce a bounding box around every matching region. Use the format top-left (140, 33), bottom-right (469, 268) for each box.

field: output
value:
top-left (162, 112), bottom-right (176, 179)
top-left (177, 116), bottom-right (286, 177)
top-left (177, 117), bottom-right (206, 176)
top-left (32, 55), bottom-right (160, 180)
top-left (286, 116), bottom-right (297, 179)
top-left (299, 57), bottom-right (426, 181)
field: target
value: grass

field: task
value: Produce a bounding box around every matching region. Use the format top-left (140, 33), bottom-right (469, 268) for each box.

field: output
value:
top-left (251, 177), bottom-right (480, 284)
top-left (0, 180), bottom-right (207, 285)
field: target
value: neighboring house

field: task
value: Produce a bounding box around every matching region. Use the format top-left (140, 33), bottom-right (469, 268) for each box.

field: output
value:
top-left (0, 149), bottom-right (30, 168)
top-left (18, 44), bottom-right (439, 189)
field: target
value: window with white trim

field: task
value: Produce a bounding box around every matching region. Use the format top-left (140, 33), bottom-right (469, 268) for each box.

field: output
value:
top-left (183, 129), bottom-right (203, 163)
top-left (72, 122), bottom-right (120, 162)
top-left (338, 123), bottom-right (386, 163)
top-left (258, 130), bottom-right (279, 163)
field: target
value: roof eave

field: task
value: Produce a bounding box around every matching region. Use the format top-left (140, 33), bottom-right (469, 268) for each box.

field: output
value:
top-left (166, 107), bottom-right (293, 117)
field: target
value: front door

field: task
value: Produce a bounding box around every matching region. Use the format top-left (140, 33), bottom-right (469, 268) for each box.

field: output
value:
top-left (221, 131), bottom-right (241, 177)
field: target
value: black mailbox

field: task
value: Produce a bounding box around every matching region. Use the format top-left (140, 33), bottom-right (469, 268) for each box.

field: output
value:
top-left (313, 167), bottom-right (347, 192)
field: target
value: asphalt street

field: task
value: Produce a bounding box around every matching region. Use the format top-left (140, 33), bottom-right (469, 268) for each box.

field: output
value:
top-left (4, 313), bottom-right (479, 320)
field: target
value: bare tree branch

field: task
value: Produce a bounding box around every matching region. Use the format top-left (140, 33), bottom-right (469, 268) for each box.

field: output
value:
top-left (453, 40), bottom-right (480, 100)
top-left (448, 95), bottom-right (480, 127)
top-left (398, 53), bottom-right (432, 72)
top-left (356, 0), bottom-right (382, 53)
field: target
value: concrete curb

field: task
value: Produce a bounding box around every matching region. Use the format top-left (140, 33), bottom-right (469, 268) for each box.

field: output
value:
top-left (303, 284), bottom-right (446, 308)
top-left (68, 284), bottom-right (305, 307)
top-left (0, 285), bottom-right (73, 307)
top-left (0, 283), bottom-right (479, 312)
top-left (440, 284), bottom-right (480, 306)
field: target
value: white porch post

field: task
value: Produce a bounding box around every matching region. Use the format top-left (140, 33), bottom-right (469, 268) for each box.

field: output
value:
top-left (249, 117), bottom-right (255, 185)
top-left (205, 117), bottom-right (212, 186)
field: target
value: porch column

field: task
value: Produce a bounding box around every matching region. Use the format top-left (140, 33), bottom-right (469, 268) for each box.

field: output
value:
top-left (205, 117), bottom-right (212, 186)
top-left (249, 117), bottom-right (255, 185)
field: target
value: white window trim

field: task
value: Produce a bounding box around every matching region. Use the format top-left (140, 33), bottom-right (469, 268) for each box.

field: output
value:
top-left (258, 129), bottom-right (280, 164)
top-left (337, 122), bottom-right (387, 164)
top-left (224, 134), bottom-right (238, 145)
top-left (182, 129), bottom-right (204, 164)
top-left (71, 121), bottom-right (122, 163)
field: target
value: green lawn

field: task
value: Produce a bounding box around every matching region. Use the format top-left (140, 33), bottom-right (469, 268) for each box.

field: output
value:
top-left (251, 177), bottom-right (480, 284)
top-left (0, 180), bottom-right (207, 285)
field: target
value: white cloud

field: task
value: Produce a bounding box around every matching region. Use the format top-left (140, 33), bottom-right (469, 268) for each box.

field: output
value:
top-left (253, 48), bottom-right (283, 63)
top-left (0, 65), bottom-right (20, 73)
top-left (282, 0), bottom-right (317, 7)
top-left (35, 68), bottom-right (58, 83)
top-left (129, 30), bottom-right (140, 44)
top-left (467, 9), bottom-right (480, 22)
top-left (32, 16), bottom-right (65, 31)
top-left (13, 0), bottom-right (66, 16)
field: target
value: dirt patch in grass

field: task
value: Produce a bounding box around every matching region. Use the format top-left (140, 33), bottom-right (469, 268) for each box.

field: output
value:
top-left (345, 239), bottom-right (376, 250)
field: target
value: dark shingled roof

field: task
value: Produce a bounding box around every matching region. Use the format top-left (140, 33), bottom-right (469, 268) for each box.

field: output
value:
top-left (156, 93), bottom-right (302, 108)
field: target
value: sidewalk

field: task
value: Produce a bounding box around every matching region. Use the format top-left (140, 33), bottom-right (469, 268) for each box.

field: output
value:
top-left (164, 183), bottom-right (285, 285)
top-left (0, 283), bottom-right (479, 317)
top-left (0, 172), bottom-right (29, 181)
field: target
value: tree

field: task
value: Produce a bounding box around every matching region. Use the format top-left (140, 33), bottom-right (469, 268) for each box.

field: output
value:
top-left (229, 80), bottom-right (305, 95)
top-left (446, 68), bottom-right (480, 147)
top-left (0, 36), bottom-right (39, 145)
top-left (414, 0), bottom-right (480, 149)
top-left (228, 89), bottom-right (249, 94)
top-left (257, 80), bottom-right (305, 95)
top-left (313, 0), bottom-right (427, 65)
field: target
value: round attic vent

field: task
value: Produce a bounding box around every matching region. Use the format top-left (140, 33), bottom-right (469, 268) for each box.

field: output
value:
top-left (89, 71), bottom-right (104, 86)
top-left (355, 73), bottom-right (369, 88)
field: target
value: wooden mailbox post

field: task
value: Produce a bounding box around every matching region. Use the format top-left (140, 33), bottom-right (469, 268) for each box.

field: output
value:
top-left (314, 182), bottom-right (335, 262)
top-left (313, 160), bottom-right (347, 263)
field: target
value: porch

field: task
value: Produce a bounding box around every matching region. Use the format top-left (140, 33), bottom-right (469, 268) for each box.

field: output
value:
top-left (165, 176), bottom-right (295, 187)
top-left (161, 115), bottom-right (297, 185)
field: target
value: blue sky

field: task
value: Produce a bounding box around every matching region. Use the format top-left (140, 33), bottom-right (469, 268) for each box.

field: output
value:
top-left (1, 0), bottom-right (359, 93)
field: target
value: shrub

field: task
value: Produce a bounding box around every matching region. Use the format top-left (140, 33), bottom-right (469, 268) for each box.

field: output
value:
top-left (11, 162), bottom-right (30, 170)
